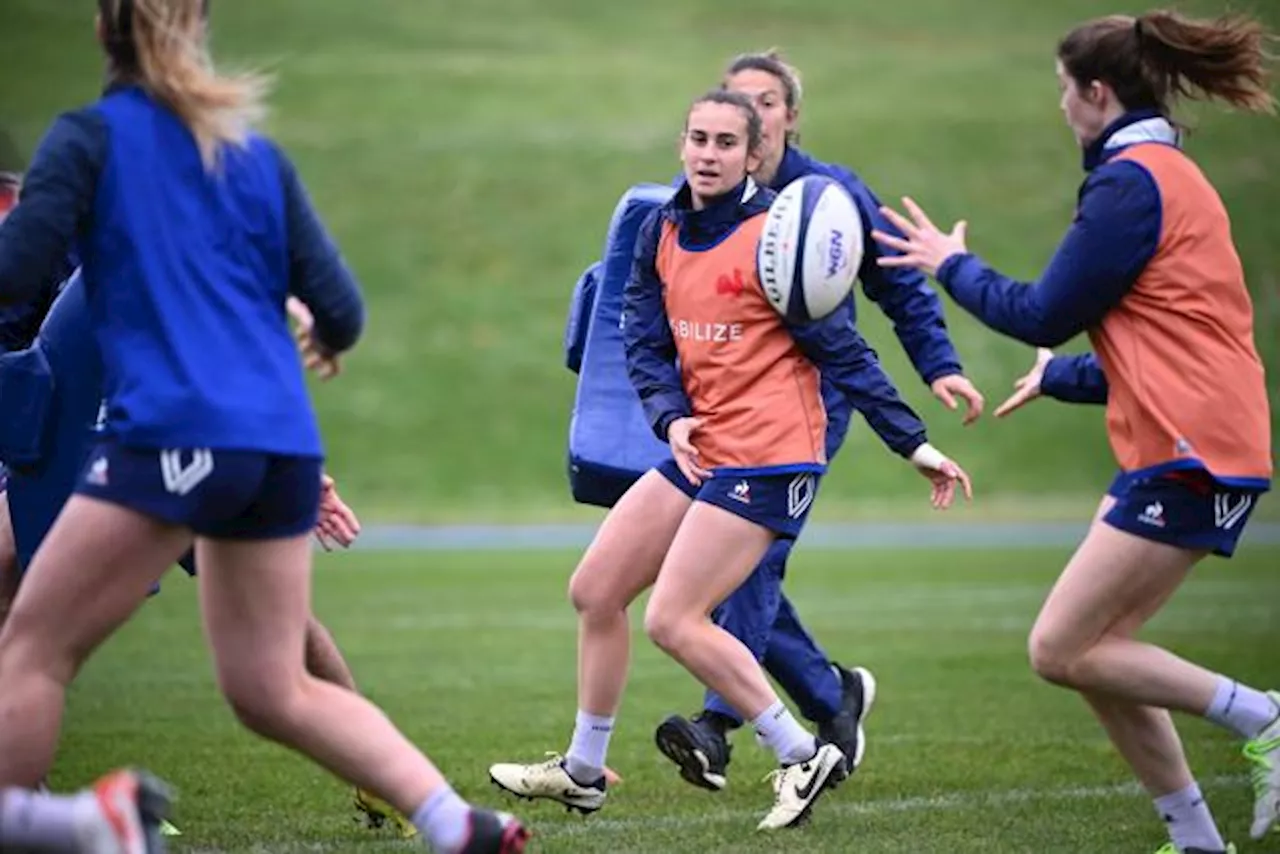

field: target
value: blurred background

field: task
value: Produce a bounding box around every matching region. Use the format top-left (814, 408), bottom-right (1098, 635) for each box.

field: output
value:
top-left (1, 4), bottom-right (1278, 851)
top-left (4, 0), bottom-right (1275, 524)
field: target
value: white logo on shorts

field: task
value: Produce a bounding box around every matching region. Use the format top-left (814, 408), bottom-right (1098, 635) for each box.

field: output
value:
top-left (729, 480), bottom-right (752, 505)
top-left (1214, 493), bottom-right (1253, 530)
top-left (787, 474), bottom-right (815, 519)
top-left (86, 456), bottom-right (109, 487)
top-left (1137, 501), bottom-right (1165, 528)
top-left (160, 449), bottom-right (215, 496)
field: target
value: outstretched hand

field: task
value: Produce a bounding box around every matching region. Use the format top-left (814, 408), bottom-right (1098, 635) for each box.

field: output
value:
top-left (872, 197), bottom-right (969, 278)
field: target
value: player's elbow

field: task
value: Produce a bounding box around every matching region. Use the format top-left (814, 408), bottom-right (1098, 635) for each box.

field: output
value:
top-left (0, 252), bottom-right (43, 307)
top-left (311, 293), bottom-right (365, 355)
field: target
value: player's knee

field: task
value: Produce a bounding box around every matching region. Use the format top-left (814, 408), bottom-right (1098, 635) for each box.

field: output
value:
top-left (219, 666), bottom-right (305, 740)
top-left (0, 618), bottom-right (80, 687)
top-left (568, 561), bottom-right (622, 618)
top-left (643, 604), bottom-right (692, 656)
top-left (1027, 624), bottom-right (1079, 686)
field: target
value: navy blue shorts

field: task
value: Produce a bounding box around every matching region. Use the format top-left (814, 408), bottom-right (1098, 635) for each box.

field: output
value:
top-left (0, 463), bottom-right (7, 495)
top-left (1104, 469), bottom-right (1263, 558)
top-left (655, 459), bottom-right (820, 539)
top-left (74, 441), bottom-right (322, 540)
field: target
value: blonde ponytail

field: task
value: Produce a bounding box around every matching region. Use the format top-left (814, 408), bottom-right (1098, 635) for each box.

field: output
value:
top-left (112, 0), bottom-right (271, 168)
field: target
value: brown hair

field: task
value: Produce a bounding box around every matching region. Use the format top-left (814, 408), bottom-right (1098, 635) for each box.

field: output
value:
top-left (99, 0), bottom-right (271, 168)
top-left (1057, 10), bottom-right (1276, 116)
top-left (686, 89), bottom-right (764, 157)
top-left (722, 48), bottom-right (803, 144)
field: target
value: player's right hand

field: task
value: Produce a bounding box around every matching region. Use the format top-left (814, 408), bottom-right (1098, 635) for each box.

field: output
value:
top-left (667, 417), bottom-right (712, 487)
top-left (910, 443), bottom-right (973, 510)
top-left (315, 473), bottom-right (361, 550)
top-left (916, 458), bottom-right (973, 510)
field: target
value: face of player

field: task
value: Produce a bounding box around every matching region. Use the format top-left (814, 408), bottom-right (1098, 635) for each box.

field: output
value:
top-left (1057, 59), bottom-right (1111, 148)
top-left (681, 101), bottom-right (761, 209)
top-left (723, 69), bottom-right (795, 172)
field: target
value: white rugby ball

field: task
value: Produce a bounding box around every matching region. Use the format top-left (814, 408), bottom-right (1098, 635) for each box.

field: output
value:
top-left (756, 174), bottom-right (863, 323)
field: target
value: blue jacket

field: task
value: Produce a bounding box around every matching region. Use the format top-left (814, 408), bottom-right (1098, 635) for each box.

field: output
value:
top-left (934, 111), bottom-right (1172, 348)
top-left (624, 178), bottom-right (928, 461)
top-left (0, 85), bottom-right (364, 456)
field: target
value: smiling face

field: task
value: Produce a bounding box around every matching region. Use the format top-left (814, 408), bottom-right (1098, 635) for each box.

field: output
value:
top-left (681, 100), bottom-right (761, 208)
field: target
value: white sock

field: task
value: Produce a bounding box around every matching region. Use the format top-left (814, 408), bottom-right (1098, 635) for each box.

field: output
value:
top-left (751, 700), bottom-right (816, 765)
top-left (1204, 676), bottom-right (1279, 739)
top-left (1153, 782), bottom-right (1225, 853)
top-left (411, 785), bottom-right (471, 854)
top-left (565, 710), bottom-right (613, 785)
top-left (0, 788), bottom-right (88, 851)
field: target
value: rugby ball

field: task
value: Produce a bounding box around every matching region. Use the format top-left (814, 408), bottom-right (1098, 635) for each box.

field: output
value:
top-left (756, 175), bottom-right (863, 323)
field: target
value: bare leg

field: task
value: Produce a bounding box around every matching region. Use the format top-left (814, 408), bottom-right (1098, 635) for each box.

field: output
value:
top-left (0, 498), bottom-right (190, 787)
top-left (197, 535), bottom-right (448, 818)
top-left (567, 471), bottom-right (691, 717)
top-left (643, 501), bottom-right (777, 720)
top-left (304, 615), bottom-right (357, 691)
top-left (0, 491), bottom-right (18, 633)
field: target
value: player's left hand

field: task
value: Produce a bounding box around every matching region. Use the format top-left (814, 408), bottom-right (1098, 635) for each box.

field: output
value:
top-left (993, 348), bottom-right (1054, 418)
top-left (315, 473), bottom-right (361, 550)
top-left (930, 374), bottom-right (985, 426)
top-left (872, 197), bottom-right (968, 278)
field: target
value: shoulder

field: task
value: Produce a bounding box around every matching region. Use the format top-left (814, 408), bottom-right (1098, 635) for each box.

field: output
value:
top-left (634, 206), bottom-right (670, 259)
top-left (36, 107), bottom-right (109, 155)
top-left (1080, 156), bottom-right (1161, 209)
top-left (792, 148), bottom-right (863, 187)
top-left (23, 108), bottom-right (109, 194)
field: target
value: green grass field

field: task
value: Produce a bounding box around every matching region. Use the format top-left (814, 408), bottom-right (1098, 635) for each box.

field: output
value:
top-left (48, 545), bottom-right (1280, 852)
top-left (2, 3), bottom-right (1279, 852)
top-left (3, 0), bottom-right (1278, 521)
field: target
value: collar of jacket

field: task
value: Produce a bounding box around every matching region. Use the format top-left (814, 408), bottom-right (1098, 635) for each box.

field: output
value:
top-left (666, 176), bottom-right (767, 246)
top-left (1083, 109), bottom-right (1180, 172)
top-left (771, 145), bottom-right (814, 189)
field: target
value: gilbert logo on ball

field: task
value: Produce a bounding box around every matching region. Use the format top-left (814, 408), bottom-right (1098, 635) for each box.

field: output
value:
top-left (757, 174), bottom-right (863, 323)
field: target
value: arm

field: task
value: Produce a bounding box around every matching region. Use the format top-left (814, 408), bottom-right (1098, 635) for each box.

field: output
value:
top-left (785, 295), bottom-right (928, 459)
top-left (621, 210), bottom-right (691, 441)
top-left (276, 146), bottom-right (366, 355)
top-left (1041, 352), bottom-right (1108, 404)
top-left (846, 176), bottom-right (963, 384)
top-left (934, 162), bottom-right (1161, 347)
top-left (0, 110), bottom-right (105, 306)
